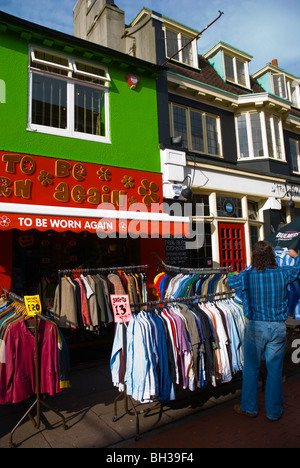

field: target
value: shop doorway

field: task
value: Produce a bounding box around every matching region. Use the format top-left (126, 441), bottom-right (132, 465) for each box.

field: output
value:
top-left (218, 223), bottom-right (246, 272)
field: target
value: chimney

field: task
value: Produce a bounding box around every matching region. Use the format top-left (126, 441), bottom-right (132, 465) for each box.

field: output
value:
top-left (272, 59), bottom-right (278, 67)
top-left (73, 0), bottom-right (125, 53)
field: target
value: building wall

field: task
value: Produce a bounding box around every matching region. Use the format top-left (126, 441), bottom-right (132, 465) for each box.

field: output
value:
top-left (0, 26), bottom-right (161, 173)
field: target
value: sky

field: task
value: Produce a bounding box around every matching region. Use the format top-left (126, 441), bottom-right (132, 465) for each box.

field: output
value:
top-left (0, 0), bottom-right (299, 77)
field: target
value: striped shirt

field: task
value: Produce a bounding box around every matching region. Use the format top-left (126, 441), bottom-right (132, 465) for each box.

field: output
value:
top-left (228, 261), bottom-right (300, 322)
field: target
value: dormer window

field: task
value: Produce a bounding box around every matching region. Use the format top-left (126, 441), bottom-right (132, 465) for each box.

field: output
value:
top-left (204, 42), bottom-right (252, 89)
top-left (253, 64), bottom-right (300, 109)
top-left (272, 73), bottom-right (300, 107)
top-left (224, 54), bottom-right (248, 87)
top-left (164, 27), bottom-right (198, 68)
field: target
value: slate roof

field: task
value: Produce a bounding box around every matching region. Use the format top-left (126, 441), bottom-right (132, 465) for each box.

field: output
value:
top-left (166, 55), bottom-right (266, 96)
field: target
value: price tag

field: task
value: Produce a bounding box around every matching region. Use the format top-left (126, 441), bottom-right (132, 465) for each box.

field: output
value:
top-left (110, 295), bottom-right (132, 323)
top-left (24, 295), bottom-right (42, 317)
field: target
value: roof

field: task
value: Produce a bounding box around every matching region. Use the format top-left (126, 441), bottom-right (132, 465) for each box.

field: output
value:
top-left (0, 10), bottom-right (163, 75)
top-left (166, 55), bottom-right (265, 96)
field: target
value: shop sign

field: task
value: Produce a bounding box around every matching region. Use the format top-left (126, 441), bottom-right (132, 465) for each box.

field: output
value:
top-left (24, 295), bottom-right (42, 317)
top-left (0, 151), bottom-right (161, 210)
top-left (110, 295), bottom-right (132, 323)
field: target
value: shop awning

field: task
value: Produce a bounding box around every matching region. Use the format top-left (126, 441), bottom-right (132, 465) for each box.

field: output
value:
top-left (0, 203), bottom-right (190, 237)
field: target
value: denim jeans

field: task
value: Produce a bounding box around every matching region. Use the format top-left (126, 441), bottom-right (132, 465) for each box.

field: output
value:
top-left (241, 320), bottom-right (287, 420)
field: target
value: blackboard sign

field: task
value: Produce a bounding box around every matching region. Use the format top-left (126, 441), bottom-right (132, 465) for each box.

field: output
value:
top-left (165, 237), bottom-right (188, 266)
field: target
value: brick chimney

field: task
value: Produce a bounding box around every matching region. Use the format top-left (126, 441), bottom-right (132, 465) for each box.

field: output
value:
top-left (272, 59), bottom-right (278, 67)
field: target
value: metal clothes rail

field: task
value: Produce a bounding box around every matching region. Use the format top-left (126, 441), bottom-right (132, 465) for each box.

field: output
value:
top-left (113, 288), bottom-right (236, 440)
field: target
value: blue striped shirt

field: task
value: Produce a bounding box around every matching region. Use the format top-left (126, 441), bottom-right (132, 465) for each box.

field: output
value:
top-left (228, 261), bottom-right (300, 321)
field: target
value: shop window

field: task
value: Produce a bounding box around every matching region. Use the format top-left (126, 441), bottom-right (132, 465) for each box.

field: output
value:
top-left (217, 196), bottom-right (242, 218)
top-left (248, 200), bottom-right (259, 221)
top-left (249, 225), bottom-right (260, 252)
top-left (236, 111), bottom-right (285, 161)
top-left (191, 194), bottom-right (210, 217)
top-left (170, 103), bottom-right (222, 157)
top-left (28, 47), bottom-right (111, 142)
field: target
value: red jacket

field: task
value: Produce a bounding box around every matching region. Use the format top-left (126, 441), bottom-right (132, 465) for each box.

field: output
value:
top-left (0, 317), bottom-right (62, 404)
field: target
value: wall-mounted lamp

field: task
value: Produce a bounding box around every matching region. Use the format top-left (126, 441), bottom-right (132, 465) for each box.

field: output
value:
top-left (285, 183), bottom-right (295, 209)
top-left (180, 175), bottom-right (193, 200)
top-left (287, 194), bottom-right (295, 209)
top-left (171, 135), bottom-right (183, 146)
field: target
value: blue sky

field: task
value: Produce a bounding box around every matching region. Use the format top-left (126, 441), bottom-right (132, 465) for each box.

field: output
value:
top-left (0, 0), bottom-right (299, 77)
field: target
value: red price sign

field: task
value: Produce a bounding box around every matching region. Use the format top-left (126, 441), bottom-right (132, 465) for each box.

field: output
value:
top-left (110, 295), bottom-right (132, 323)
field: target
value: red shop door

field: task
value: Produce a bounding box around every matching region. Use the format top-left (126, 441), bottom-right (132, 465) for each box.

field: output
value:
top-left (219, 223), bottom-right (246, 272)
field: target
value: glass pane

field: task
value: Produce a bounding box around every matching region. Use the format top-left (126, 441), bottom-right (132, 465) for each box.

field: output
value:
top-left (290, 139), bottom-right (299, 172)
top-left (190, 110), bottom-right (204, 152)
top-left (74, 84), bottom-right (105, 136)
top-left (224, 54), bottom-right (234, 81)
top-left (166, 30), bottom-right (179, 61)
top-left (182, 36), bottom-right (193, 66)
top-left (265, 114), bottom-right (274, 158)
top-left (74, 61), bottom-right (107, 85)
top-left (206, 115), bottom-right (219, 155)
top-left (250, 113), bottom-right (264, 157)
top-left (273, 74), bottom-right (287, 99)
top-left (236, 59), bottom-right (246, 86)
top-left (273, 116), bottom-right (283, 160)
top-left (32, 50), bottom-right (69, 76)
top-left (172, 105), bottom-right (188, 147)
top-left (32, 73), bottom-right (67, 129)
top-left (237, 114), bottom-right (249, 158)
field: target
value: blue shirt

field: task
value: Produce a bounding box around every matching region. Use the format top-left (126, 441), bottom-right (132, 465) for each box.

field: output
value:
top-left (227, 262), bottom-right (300, 322)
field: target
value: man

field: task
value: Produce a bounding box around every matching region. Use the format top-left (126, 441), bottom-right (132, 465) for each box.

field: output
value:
top-left (227, 241), bottom-right (300, 421)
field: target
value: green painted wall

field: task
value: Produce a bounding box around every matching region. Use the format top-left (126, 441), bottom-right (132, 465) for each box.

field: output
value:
top-left (0, 26), bottom-right (161, 173)
top-left (207, 50), bottom-right (225, 82)
top-left (256, 72), bottom-right (272, 94)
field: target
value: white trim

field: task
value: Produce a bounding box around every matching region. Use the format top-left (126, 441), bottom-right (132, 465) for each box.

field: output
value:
top-left (28, 45), bottom-right (111, 143)
top-left (0, 203), bottom-right (190, 225)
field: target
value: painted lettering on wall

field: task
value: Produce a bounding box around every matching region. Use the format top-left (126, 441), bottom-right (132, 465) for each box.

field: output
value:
top-left (0, 152), bottom-right (161, 209)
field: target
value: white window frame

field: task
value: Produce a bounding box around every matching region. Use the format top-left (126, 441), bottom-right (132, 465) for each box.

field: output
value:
top-left (272, 73), bottom-right (287, 99)
top-left (271, 72), bottom-right (300, 108)
top-left (164, 27), bottom-right (198, 68)
top-left (170, 103), bottom-right (223, 157)
top-left (290, 138), bottom-right (300, 173)
top-left (235, 111), bottom-right (286, 161)
top-left (27, 46), bottom-right (111, 143)
top-left (223, 53), bottom-right (251, 89)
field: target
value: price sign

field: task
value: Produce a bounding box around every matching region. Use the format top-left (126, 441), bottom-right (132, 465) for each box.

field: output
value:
top-left (110, 295), bottom-right (132, 323)
top-left (24, 295), bottom-right (42, 317)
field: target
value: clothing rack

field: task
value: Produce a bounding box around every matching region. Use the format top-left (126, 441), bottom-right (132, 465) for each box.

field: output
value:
top-left (130, 290), bottom-right (235, 311)
top-left (112, 288), bottom-right (236, 439)
top-left (58, 264), bottom-right (148, 278)
top-left (158, 261), bottom-right (231, 275)
top-left (1, 288), bottom-right (68, 448)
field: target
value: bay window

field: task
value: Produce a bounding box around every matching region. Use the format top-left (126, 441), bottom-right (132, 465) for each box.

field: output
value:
top-left (236, 111), bottom-right (285, 161)
top-left (28, 47), bottom-right (110, 142)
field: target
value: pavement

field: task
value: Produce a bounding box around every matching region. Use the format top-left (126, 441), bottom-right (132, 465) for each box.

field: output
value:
top-left (0, 350), bottom-right (300, 450)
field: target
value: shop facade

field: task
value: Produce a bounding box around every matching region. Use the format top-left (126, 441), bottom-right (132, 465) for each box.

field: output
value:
top-left (0, 11), bottom-right (188, 300)
top-left (73, 3), bottom-right (300, 270)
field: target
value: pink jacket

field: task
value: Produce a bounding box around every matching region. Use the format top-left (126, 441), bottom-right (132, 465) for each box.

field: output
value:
top-left (0, 318), bottom-right (61, 404)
